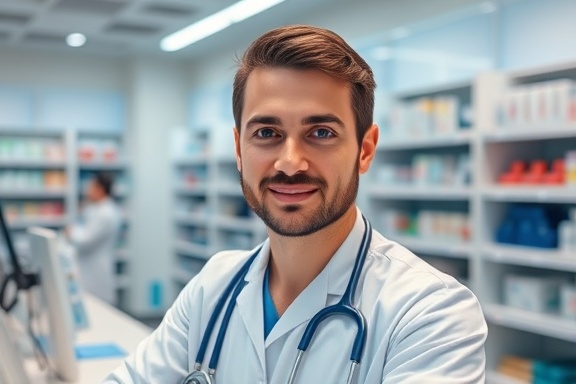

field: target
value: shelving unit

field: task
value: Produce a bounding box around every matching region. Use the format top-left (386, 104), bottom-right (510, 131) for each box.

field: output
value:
top-left (75, 130), bottom-right (131, 309)
top-left (366, 80), bottom-right (475, 288)
top-left (171, 133), bottom-right (266, 295)
top-left (0, 127), bottom-right (131, 310)
top-left (365, 63), bottom-right (576, 382)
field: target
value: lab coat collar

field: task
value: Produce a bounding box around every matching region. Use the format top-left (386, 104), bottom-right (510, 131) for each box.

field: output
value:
top-left (238, 207), bottom-right (367, 348)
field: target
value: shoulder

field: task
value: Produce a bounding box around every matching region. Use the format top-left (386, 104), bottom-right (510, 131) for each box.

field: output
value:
top-left (363, 230), bottom-right (485, 329)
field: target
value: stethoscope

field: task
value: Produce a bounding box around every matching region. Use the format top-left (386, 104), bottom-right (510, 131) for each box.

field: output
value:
top-left (182, 215), bottom-right (372, 384)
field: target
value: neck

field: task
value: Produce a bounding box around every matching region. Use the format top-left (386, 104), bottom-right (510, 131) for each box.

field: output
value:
top-left (267, 205), bottom-right (357, 315)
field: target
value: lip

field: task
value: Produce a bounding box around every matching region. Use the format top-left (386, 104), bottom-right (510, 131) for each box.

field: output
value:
top-left (267, 184), bottom-right (318, 203)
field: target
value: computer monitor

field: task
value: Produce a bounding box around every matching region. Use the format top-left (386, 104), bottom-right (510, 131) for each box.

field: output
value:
top-left (28, 227), bottom-right (79, 382)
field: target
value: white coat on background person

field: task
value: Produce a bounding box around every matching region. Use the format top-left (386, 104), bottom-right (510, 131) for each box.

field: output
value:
top-left (67, 173), bottom-right (121, 304)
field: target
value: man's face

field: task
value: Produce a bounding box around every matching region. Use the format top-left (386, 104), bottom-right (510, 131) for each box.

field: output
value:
top-left (86, 179), bottom-right (103, 202)
top-left (234, 67), bottom-right (375, 237)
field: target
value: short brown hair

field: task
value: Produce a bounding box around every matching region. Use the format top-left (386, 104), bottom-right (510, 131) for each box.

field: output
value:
top-left (232, 25), bottom-right (376, 144)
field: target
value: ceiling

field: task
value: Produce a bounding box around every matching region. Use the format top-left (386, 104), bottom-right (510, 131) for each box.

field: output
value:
top-left (0, 0), bottom-right (347, 59)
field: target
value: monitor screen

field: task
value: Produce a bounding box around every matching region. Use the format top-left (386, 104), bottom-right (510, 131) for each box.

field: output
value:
top-left (28, 227), bottom-right (79, 382)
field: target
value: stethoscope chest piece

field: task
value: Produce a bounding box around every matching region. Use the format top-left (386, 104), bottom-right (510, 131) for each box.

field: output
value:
top-left (182, 370), bottom-right (213, 384)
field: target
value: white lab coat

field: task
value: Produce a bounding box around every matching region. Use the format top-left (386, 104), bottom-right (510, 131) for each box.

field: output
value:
top-left (105, 208), bottom-right (487, 383)
top-left (69, 197), bottom-right (121, 304)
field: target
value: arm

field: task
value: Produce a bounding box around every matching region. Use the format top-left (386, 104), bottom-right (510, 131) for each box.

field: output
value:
top-left (382, 284), bottom-right (487, 383)
top-left (68, 210), bottom-right (116, 254)
top-left (102, 279), bottom-right (196, 384)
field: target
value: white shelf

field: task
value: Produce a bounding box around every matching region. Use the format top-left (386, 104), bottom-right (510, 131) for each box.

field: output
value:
top-left (369, 185), bottom-right (471, 200)
top-left (483, 243), bottom-right (576, 272)
top-left (173, 155), bottom-right (209, 167)
top-left (390, 235), bottom-right (472, 259)
top-left (486, 370), bottom-right (528, 384)
top-left (0, 188), bottom-right (67, 198)
top-left (115, 248), bottom-right (129, 262)
top-left (482, 186), bottom-right (576, 203)
top-left (378, 131), bottom-right (472, 150)
top-left (115, 275), bottom-right (130, 289)
top-left (174, 212), bottom-right (210, 226)
top-left (8, 216), bottom-right (68, 229)
top-left (0, 159), bottom-right (66, 168)
top-left (174, 240), bottom-right (213, 260)
top-left (172, 268), bottom-right (196, 285)
top-left (483, 303), bottom-right (576, 342)
top-left (482, 127), bottom-right (576, 142)
top-left (393, 79), bottom-right (472, 99)
top-left (79, 160), bottom-right (126, 170)
top-left (175, 184), bottom-right (209, 196)
top-left (214, 215), bottom-right (260, 232)
top-left (215, 183), bottom-right (243, 196)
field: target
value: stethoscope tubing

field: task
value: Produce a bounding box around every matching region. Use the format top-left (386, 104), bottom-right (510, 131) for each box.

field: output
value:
top-left (185, 216), bottom-right (372, 384)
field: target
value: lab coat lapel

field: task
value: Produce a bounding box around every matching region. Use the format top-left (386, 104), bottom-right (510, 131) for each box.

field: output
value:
top-left (236, 242), bottom-right (269, 373)
top-left (265, 208), bottom-right (367, 347)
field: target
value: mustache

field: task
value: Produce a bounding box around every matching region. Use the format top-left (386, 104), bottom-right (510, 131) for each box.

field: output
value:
top-left (259, 173), bottom-right (327, 190)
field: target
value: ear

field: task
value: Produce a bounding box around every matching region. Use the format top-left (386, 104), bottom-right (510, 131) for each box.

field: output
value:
top-left (233, 127), bottom-right (242, 172)
top-left (359, 124), bottom-right (379, 175)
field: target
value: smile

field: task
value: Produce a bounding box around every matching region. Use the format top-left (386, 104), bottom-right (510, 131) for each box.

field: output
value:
top-left (267, 185), bottom-right (318, 203)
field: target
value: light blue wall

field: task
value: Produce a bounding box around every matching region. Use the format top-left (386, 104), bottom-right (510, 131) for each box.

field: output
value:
top-left (500, 0), bottom-right (576, 69)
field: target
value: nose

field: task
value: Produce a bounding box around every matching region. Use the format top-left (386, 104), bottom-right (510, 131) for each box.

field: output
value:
top-left (274, 138), bottom-right (309, 176)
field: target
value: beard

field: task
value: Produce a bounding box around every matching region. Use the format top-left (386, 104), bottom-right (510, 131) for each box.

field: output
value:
top-left (240, 163), bottom-right (359, 237)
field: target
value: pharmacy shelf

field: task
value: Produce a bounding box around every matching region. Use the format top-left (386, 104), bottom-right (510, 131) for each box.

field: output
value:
top-left (483, 304), bottom-right (576, 343)
top-left (368, 185), bottom-right (471, 200)
top-left (0, 159), bottom-right (66, 168)
top-left (115, 275), bottom-right (130, 290)
top-left (7, 216), bottom-right (68, 229)
top-left (174, 240), bottom-right (213, 260)
top-left (173, 154), bottom-right (209, 167)
top-left (174, 212), bottom-right (210, 227)
top-left (214, 215), bottom-right (261, 232)
top-left (486, 371), bottom-right (528, 384)
top-left (393, 79), bottom-right (472, 99)
top-left (214, 183), bottom-right (243, 196)
top-left (175, 184), bottom-right (210, 196)
top-left (482, 186), bottom-right (576, 203)
top-left (78, 160), bottom-right (127, 171)
top-left (0, 189), bottom-right (67, 198)
top-left (115, 248), bottom-right (129, 262)
top-left (482, 127), bottom-right (576, 142)
top-left (172, 268), bottom-right (195, 285)
top-left (390, 235), bottom-right (472, 259)
top-left (378, 131), bottom-right (472, 150)
top-left (483, 243), bottom-right (576, 272)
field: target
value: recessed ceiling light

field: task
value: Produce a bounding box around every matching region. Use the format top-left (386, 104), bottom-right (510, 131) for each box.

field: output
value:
top-left (66, 33), bottom-right (86, 47)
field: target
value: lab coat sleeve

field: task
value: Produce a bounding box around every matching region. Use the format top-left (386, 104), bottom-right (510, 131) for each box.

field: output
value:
top-left (102, 277), bottom-right (196, 384)
top-left (69, 212), bottom-right (116, 255)
top-left (382, 282), bottom-right (487, 383)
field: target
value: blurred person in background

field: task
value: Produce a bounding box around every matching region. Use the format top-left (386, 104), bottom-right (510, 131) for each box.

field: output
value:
top-left (66, 172), bottom-right (121, 304)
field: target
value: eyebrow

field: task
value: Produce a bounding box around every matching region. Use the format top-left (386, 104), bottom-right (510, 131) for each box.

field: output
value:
top-left (302, 114), bottom-right (345, 128)
top-left (245, 115), bottom-right (281, 130)
top-left (245, 114), bottom-right (345, 130)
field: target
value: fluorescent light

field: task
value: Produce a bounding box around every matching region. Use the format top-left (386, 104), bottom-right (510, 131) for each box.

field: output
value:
top-left (160, 0), bottom-right (286, 52)
top-left (66, 33), bottom-right (86, 47)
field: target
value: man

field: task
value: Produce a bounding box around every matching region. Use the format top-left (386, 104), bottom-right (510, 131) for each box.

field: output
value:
top-left (105, 25), bottom-right (486, 383)
top-left (67, 172), bottom-right (121, 304)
